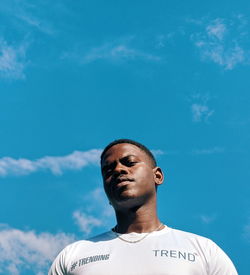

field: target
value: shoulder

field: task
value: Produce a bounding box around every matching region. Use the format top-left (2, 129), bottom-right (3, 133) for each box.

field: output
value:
top-left (48, 231), bottom-right (113, 275)
top-left (168, 226), bottom-right (213, 244)
top-left (63, 231), bottom-right (113, 252)
top-left (168, 227), bottom-right (227, 254)
top-left (167, 227), bottom-right (238, 274)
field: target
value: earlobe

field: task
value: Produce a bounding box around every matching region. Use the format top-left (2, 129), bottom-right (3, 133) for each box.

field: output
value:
top-left (153, 167), bottom-right (164, 186)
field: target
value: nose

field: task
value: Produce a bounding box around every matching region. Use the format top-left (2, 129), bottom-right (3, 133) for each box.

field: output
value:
top-left (113, 162), bottom-right (128, 175)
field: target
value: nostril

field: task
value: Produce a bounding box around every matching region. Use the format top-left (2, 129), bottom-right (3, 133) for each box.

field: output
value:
top-left (115, 164), bottom-right (126, 172)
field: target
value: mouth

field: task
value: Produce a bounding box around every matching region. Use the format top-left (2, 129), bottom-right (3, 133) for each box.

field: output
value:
top-left (114, 177), bottom-right (134, 184)
top-left (110, 178), bottom-right (134, 191)
top-left (107, 178), bottom-right (135, 201)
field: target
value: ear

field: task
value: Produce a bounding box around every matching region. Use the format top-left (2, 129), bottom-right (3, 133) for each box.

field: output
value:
top-left (153, 167), bottom-right (164, 186)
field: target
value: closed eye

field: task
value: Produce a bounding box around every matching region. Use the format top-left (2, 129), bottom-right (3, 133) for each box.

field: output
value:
top-left (102, 163), bottom-right (115, 176)
top-left (121, 157), bottom-right (137, 167)
top-left (126, 161), bottom-right (136, 167)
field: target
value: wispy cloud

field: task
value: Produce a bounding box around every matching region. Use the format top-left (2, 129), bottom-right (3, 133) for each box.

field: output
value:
top-left (200, 214), bottom-right (217, 224)
top-left (191, 147), bottom-right (224, 155)
top-left (85, 44), bottom-right (160, 63)
top-left (17, 13), bottom-right (54, 34)
top-left (73, 187), bottom-right (115, 235)
top-left (0, 38), bottom-right (28, 79)
top-left (151, 149), bottom-right (165, 156)
top-left (154, 33), bottom-right (175, 49)
top-left (206, 19), bottom-right (227, 40)
top-left (191, 15), bottom-right (249, 70)
top-left (0, 0), bottom-right (54, 35)
top-left (191, 103), bottom-right (214, 122)
top-left (243, 217), bottom-right (250, 243)
top-left (189, 94), bottom-right (214, 123)
top-left (62, 38), bottom-right (161, 64)
top-left (83, 187), bottom-right (114, 218)
top-left (0, 149), bottom-right (102, 177)
top-left (0, 147), bottom-right (164, 177)
top-left (0, 224), bottom-right (74, 275)
top-left (73, 211), bottom-right (102, 235)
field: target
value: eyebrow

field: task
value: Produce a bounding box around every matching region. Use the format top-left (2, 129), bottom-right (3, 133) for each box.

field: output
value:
top-left (101, 154), bottom-right (138, 167)
top-left (121, 154), bottom-right (137, 159)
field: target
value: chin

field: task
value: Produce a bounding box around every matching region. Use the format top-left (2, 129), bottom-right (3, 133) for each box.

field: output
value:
top-left (112, 194), bottom-right (144, 211)
top-left (117, 190), bottom-right (137, 201)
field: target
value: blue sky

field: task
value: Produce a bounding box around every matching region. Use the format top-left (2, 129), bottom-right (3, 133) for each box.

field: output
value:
top-left (0, 0), bottom-right (249, 274)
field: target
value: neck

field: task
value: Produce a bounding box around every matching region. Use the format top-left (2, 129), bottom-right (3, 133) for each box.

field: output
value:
top-left (114, 200), bottom-right (161, 233)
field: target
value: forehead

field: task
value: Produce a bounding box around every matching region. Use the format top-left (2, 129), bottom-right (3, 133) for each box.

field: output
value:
top-left (101, 143), bottom-right (150, 164)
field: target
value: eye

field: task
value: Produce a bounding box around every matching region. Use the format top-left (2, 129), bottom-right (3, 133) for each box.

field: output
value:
top-left (102, 169), bottom-right (112, 179)
top-left (102, 163), bottom-right (116, 178)
top-left (122, 158), bottom-right (137, 167)
top-left (104, 171), bottom-right (112, 178)
top-left (127, 161), bottom-right (136, 166)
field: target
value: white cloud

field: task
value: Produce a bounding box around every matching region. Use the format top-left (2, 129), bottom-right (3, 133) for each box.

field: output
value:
top-left (73, 211), bottom-right (102, 235)
top-left (206, 19), bottom-right (227, 40)
top-left (84, 43), bottom-right (160, 63)
top-left (243, 226), bottom-right (250, 243)
top-left (155, 35), bottom-right (167, 48)
top-left (0, 38), bottom-right (27, 79)
top-left (201, 44), bottom-right (244, 70)
top-left (151, 149), bottom-right (165, 156)
top-left (0, 224), bottom-right (74, 275)
top-left (191, 16), bottom-right (248, 70)
top-left (192, 147), bottom-right (224, 155)
top-left (73, 186), bottom-right (115, 234)
top-left (63, 39), bottom-right (161, 64)
top-left (200, 214), bottom-right (217, 224)
top-left (154, 33), bottom-right (175, 49)
top-left (242, 217), bottom-right (250, 243)
top-left (189, 94), bottom-right (214, 123)
top-left (83, 187), bottom-right (114, 218)
top-left (0, 149), bottom-right (102, 177)
top-left (17, 13), bottom-right (54, 34)
top-left (0, 147), bottom-right (165, 177)
top-left (0, 0), bottom-right (54, 35)
top-left (191, 103), bottom-right (214, 122)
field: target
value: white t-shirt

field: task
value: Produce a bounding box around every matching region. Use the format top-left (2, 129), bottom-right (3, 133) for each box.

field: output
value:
top-left (48, 226), bottom-right (238, 275)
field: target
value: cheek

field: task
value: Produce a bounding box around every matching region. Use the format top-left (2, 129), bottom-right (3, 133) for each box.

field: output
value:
top-left (103, 182), bottom-right (112, 197)
top-left (135, 166), bottom-right (154, 183)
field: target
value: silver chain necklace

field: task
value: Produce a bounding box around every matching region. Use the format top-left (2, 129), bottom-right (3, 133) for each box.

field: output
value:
top-left (112, 223), bottom-right (164, 243)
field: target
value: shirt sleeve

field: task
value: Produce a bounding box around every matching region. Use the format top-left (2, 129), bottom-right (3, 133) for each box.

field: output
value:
top-left (207, 240), bottom-right (238, 275)
top-left (48, 248), bottom-right (67, 275)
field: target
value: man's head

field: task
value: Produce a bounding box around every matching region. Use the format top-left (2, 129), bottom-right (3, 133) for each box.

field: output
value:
top-left (101, 139), bottom-right (157, 168)
top-left (101, 139), bottom-right (163, 211)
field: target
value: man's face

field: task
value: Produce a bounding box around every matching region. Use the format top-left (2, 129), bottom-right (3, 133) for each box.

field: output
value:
top-left (101, 143), bottom-right (162, 210)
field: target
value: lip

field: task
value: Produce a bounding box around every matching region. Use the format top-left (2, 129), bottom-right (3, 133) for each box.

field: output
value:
top-left (116, 180), bottom-right (132, 188)
top-left (114, 177), bottom-right (134, 184)
top-left (110, 178), bottom-right (134, 190)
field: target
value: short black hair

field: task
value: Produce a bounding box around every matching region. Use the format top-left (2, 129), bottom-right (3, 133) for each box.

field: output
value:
top-left (100, 139), bottom-right (157, 167)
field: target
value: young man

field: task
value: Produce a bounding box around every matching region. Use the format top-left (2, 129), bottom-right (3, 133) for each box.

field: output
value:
top-left (49, 139), bottom-right (238, 275)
